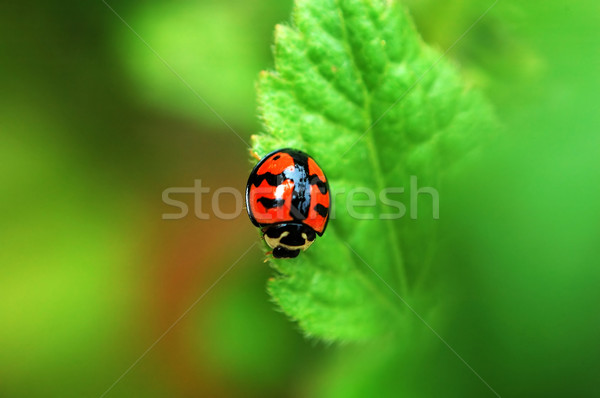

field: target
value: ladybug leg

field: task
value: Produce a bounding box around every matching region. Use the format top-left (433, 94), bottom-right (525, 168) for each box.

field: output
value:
top-left (263, 251), bottom-right (273, 263)
top-left (249, 149), bottom-right (261, 161)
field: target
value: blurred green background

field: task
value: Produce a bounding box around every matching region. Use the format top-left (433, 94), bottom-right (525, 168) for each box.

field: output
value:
top-left (1, 0), bottom-right (598, 397)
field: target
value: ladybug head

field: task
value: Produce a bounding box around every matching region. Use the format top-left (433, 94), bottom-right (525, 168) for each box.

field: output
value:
top-left (263, 223), bottom-right (317, 259)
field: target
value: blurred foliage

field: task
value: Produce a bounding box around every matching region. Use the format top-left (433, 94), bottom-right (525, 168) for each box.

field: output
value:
top-left (1, 0), bottom-right (599, 397)
top-left (117, 0), bottom-right (291, 130)
top-left (252, 0), bottom-right (495, 342)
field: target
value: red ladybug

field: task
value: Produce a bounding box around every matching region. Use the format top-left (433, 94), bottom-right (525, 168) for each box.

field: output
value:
top-left (246, 148), bottom-right (330, 258)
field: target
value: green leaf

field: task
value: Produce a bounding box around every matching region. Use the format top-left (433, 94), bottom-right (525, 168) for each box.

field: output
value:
top-left (253, 0), bottom-right (496, 342)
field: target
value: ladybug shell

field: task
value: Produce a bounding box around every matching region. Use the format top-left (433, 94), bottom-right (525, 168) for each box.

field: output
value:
top-left (246, 148), bottom-right (330, 235)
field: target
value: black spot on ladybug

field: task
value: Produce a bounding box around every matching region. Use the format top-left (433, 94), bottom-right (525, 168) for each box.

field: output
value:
top-left (314, 203), bottom-right (328, 217)
top-left (257, 197), bottom-right (285, 209)
top-left (252, 172), bottom-right (285, 187)
top-left (310, 175), bottom-right (328, 194)
top-left (272, 155), bottom-right (281, 160)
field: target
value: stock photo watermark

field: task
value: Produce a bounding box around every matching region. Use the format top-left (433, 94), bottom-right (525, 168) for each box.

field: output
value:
top-left (162, 176), bottom-right (439, 221)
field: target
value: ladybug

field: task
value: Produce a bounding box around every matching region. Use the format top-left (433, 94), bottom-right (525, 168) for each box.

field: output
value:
top-left (246, 148), bottom-right (330, 259)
